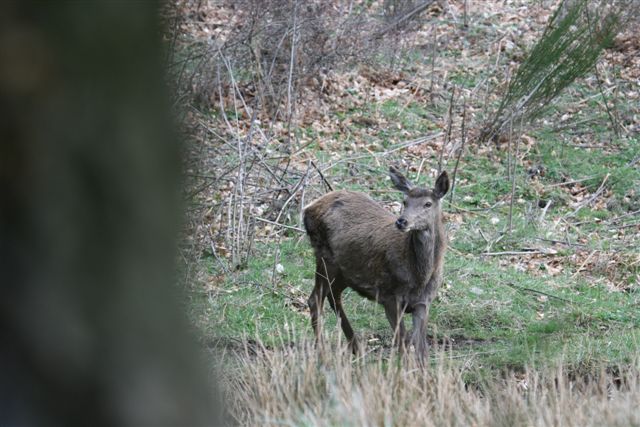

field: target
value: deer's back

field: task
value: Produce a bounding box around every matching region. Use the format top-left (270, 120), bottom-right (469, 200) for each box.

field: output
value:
top-left (304, 190), bottom-right (396, 249)
top-left (304, 190), bottom-right (411, 300)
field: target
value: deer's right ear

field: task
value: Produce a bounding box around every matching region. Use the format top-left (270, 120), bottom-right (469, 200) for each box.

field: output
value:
top-left (389, 166), bottom-right (414, 194)
top-left (433, 171), bottom-right (450, 199)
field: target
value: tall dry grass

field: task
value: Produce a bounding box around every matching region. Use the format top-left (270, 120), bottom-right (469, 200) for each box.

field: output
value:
top-left (221, 334), bottom-right (640, 427)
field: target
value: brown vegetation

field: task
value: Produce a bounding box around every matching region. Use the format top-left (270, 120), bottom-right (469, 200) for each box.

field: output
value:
top-left (226, 337), bottom-right (640, 426)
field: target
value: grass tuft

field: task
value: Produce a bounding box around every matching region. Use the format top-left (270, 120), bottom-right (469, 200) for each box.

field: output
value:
top-left (222, 334), bottom-right (640, 427)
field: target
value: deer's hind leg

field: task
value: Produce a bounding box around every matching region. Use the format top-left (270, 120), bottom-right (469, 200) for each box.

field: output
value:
top-left (326, 277), bottom-right (358, 354)
top-left (308, 257), bottom-right (340, 346)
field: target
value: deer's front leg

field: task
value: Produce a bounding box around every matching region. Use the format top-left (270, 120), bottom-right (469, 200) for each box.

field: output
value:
top-left (383, 301), bottom-right (407, 352)
top-left (409, 302), bottom-right (429, 362)
top-left (409, 275), bottom-right (441, 360)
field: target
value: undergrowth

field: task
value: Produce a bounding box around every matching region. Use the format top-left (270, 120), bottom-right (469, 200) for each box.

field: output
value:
top-left (222, 335), bottom-right (640, 427)
top-left (172, 1), bottom-right (640, 424)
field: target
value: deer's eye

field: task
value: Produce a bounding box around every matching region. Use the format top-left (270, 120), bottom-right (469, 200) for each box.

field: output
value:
top-left (403, 200), bottom-right (408, 207)
top-left (424, 201), bottom-right (433, 208)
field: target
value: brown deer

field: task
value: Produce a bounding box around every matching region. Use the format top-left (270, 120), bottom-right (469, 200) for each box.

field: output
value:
top-left (303, 166), bottom-right (449, 358)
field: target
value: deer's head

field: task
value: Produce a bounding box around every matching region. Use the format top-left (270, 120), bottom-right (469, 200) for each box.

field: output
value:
top-left (389, 166), bottom-right (449, 232)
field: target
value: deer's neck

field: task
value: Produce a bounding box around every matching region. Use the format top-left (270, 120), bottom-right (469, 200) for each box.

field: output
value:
top-left (408, 228), bottom-right (435, 284)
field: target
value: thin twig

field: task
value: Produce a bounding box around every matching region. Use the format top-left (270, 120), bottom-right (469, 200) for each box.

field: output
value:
top-left (208, 230), bottom-right (229, 274)
top-left (571, 250), bottom-right (597, 279)
top-left (448, 204), bottom-right (490, 218)
top-left (538, 199), bottom-right (552, 223)
top-left (478, 228), bottom-right (490, 243)
top-left (504, 282), bottom-right (572, 303)
top-left (299, 160), bottom-right (311, 228)
top-left (311, 160), bottom-right (333, 192)
top-left (286, 0), bottom-right (298, 123)
top-left (545, 175), bottom-right (597, 188)
top-left (506, 108), bottom-right (512, 181)
top-left (271, 233), bottom-right (283, 286)
top-left (448, 99), bottom-right (466, 206)
top-left (385, 133), bottom-right (443, 155)
top-left (271, 170), bottom-right (309, 234)
top-left (507, 119), bottom-right (521, 234)
top-left (255, 217), bottom-right (305, 233)
top-left (535, 237), bottom-right (586, 248)
top-left (429, 28), bottom-right (437, 100)
top-left (481, 250), bottom-right (556, 256)
top-left (463, 0), bottom-right (468, 29)
top-left (565, 173), bottom-right (610, 219)
top-left (593, 62), bottom-right (619, 138)
top-left (607, 221), bottom-right (640, 230)
top-left (438, 87), bottom-right (456, 174)
top-left (584, 5), bottom-right (619, 138)
top-left (196, 116), bottom-right (285, 187)
top-left (372, 0), bottom-right (436, 39)
top-left (319, 133), bottom-right (443, 175)
top-left (607, 209), bottom-right (640, 224)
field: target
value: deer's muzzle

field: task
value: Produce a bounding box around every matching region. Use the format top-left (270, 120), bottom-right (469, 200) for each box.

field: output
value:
top-left (395, 217), bottom-right (409, 231)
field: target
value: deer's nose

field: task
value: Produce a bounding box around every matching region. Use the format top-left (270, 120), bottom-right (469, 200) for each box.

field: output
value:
top-left (395, 217), bottom-right (408, 230)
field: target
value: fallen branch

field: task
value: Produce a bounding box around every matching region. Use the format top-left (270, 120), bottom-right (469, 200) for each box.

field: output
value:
top-left (609, 221), bottom-right (640, 230)
top-left (565, 173), bottom-right (609, 219)
top-left (608, 209), bottom-right (640, 224)
top-left (545, 175), bottom-right (597, 188)
top-left (481, 249), bottom-right (556, 256)
top-left (448, 203), bottom-right (490, 218)
top-left (256, 217), bottom-right (305, 233)
top-left (504, 282), bottom-right (572, 304)
top-left (535, 237), bottom-right (586, 248)
top-left (571, 250), bottom-right (597, 279)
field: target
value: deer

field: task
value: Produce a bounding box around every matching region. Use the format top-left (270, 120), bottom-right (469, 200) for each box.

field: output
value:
top-left (303, 166), bottom-right (449, 359)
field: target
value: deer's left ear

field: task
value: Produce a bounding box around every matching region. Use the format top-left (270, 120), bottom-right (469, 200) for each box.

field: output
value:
top-left (433, 171), bottom-right (449, 199)
top-left (389, 166), bottom-right (414, 194)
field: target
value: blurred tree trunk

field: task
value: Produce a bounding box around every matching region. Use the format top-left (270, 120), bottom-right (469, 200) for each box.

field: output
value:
top-left (0, 2), bottom-right (221, 426)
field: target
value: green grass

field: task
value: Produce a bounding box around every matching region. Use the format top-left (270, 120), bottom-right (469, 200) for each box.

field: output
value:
top-left (185, 18), bottom-right (640, 374)
top-left (191, 129), bottom-right (639, 379)
top-left (193, 249), bottom-right (638, 381)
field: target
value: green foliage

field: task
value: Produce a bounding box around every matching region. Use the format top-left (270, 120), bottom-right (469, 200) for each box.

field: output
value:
top-left (483, 0), bottom-right (624, 140)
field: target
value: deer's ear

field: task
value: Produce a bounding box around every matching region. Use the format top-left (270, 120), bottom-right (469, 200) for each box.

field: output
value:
top-left (389, 166), bottom-right (413, 194)
top-left (433, 171), bottom-right (450, 199)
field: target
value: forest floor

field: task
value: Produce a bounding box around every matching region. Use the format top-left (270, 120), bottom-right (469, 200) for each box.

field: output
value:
top-left (169, 0), bottom-right (640, 424)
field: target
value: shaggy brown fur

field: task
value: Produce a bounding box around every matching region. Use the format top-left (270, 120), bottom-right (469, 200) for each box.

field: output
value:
top-left (304, 166), bottom-right (449, 358)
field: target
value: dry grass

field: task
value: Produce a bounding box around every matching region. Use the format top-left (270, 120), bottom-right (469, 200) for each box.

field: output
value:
top-left (222, 334), bottom-right (640, 427)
